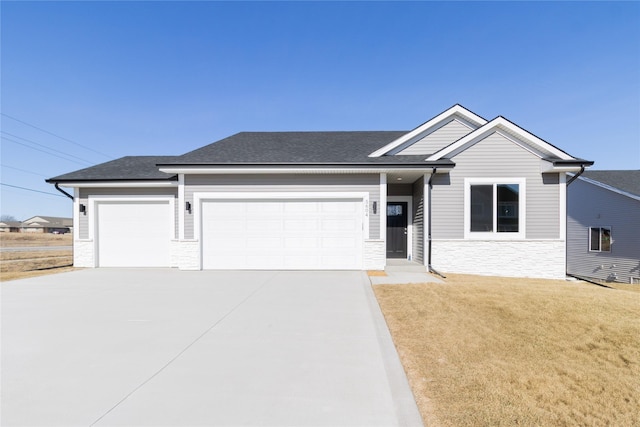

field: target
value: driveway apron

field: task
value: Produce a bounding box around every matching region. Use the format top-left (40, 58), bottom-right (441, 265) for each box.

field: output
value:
top-left (1, 269), bottom-right (421, 426)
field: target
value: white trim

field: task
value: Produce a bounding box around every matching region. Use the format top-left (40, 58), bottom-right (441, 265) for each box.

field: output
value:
top-left (58, 181), bottom-right (178, 188)
top-left (73, 188), bottom-right (80, 241)
top-left (559, 173), bottom-right (567, 240)
top-left (463, 178), bottom-right (527, 240)
top-left (575, 175), bottom-right (640, 202)
top-left (423, 173), bottom-right (430, 267)
top-left (88, 195), bottom-right (176, 242)
top-left (427, 117), bottom-right (573, 161)
top-left (369, 105), bottom-right (488, 157)
top-left (388, 195), bottom-right (413, 261)
top-left (158, 167), bottom-right (453, 175)
top-left (178, 174), bottom-right (185, 240)
top-left (380, 173), bottom-right (387, 243)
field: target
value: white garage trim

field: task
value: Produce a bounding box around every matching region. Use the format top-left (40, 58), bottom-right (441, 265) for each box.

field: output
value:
top-left (194, 192), bottom-right (369, 270)
top-left (88, 195), bottom-right (176, 267)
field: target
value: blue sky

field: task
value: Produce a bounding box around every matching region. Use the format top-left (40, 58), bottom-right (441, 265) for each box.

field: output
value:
top-left (1, 1), bottom-right (639, 220)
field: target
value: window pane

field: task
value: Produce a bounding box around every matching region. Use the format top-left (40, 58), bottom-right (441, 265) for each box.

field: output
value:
top-left (387, 205), bottom-right (403, 216)
top-left (601, 228), bottom-right (611, 252)
top-left (497, 184), bottom-right (519, 232)
top-left (470, 185), bottom-right (493, 232)
top-left (590, 228), bottom-right (600, 251)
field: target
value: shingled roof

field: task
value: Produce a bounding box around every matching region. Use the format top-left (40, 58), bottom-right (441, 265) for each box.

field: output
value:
top-left (580, 170), bottom-right (640, 197)
top-left (47, 156), bottom-right (178, 183)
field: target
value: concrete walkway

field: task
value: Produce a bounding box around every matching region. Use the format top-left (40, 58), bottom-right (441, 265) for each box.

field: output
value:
top-left (1, 269), bottom-right (422, 426)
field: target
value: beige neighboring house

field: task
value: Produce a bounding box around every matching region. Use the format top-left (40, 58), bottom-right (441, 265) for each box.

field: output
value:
top-left (0, 221), bottom-right (22, 233)
top-left (21, 216), bottom-right (73, 234)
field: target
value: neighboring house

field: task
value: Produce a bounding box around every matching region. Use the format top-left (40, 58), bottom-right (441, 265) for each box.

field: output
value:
top-left (567, 170), bottom-right (640, 284)
top-left (47, 105), bottom-right (593, 279)
top-left (21, 216), bottom-right (73, 234)
top-left (0, 221), bottom-right (22, 232)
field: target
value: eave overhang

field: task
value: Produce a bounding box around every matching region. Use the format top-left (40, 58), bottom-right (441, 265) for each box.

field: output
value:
top-left (46, 179), bottom-right (179, 188)
top-left (156, 162), bottom-right (455, 175)
top-left (540, 158), bottom-right (594, 173)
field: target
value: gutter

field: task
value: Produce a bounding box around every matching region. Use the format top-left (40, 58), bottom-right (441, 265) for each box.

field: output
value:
top-left (566, 165), bottom-right (586, 186)
top-left (427, 168), bottom-right (446, 278)
top-left (54, 183), bottom-right (74, 201)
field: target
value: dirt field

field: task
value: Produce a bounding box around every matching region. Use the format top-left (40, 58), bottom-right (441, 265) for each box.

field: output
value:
top-left (0, 233), bottom-right (73, 281)
top-left (374, 274), bottom-right (640, 427)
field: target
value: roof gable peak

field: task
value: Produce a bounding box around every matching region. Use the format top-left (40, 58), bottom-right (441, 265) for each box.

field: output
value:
top-left (426, 116), bottom-right (575, 161)
top-left (368, 104), bottom-right (487, 157)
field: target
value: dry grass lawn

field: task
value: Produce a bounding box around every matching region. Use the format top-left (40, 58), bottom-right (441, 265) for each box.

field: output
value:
top-left (0, 232), bottom-right (72, 247)
top-left (374, 274), bottom-right (640, 426)
top-left (0, 233), bottom-right (74, 281)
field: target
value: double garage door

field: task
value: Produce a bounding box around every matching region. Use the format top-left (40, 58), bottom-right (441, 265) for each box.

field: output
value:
top-left (201, 198), bottom-right (364, 270)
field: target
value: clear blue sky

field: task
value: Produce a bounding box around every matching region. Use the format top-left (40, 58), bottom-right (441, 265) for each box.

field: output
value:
top-left (1, 1), bottom-right (639, 221)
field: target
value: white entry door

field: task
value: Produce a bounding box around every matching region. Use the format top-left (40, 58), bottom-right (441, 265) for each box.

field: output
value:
top-left (201, 198), bottom-right (363, 270)
top-left (96, 201), bottom-right (171, 267)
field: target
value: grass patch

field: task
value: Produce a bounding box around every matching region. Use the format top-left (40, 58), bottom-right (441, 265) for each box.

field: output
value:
top-left (374, 274), bottom-right (640, 426)
top-left (1, 234), bottom-right (74, 281)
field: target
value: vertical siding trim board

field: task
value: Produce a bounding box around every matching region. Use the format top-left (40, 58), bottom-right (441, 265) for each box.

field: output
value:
top-left (380, 173), bottom-right (387, 243)
top-left (423, 173), bottom-right (430, 267)
top-left (178, 174), bottom-right (185, 240)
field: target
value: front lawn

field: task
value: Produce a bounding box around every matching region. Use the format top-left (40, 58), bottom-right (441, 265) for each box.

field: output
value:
top-left (374, 274), bottom-right (640, 426)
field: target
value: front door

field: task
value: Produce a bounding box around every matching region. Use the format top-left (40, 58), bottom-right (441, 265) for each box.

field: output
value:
top-left (386, 202), bottom-right (407, 258)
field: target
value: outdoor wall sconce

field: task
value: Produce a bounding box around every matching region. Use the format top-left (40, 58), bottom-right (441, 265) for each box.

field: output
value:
top-left (185, 201), bottom-right (192, 214)
top-left (79, 204), bottom-right (86, 215)
top-left (372, 201), bottom-right (377, 214)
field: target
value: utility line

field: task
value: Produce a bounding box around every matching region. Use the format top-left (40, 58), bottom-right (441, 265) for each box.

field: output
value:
top-left (1, 131), bottom-right (96, 164)
top-left (1, 183), bottom-right (66, 198)
top-left (0, 113), bottom-right (113, 159)
top-left (2, 136), bottom-right (92, 166)
top-left (0, 164), bottom-right (50, 178)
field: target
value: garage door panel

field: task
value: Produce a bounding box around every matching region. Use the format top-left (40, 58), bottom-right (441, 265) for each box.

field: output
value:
top-left (202, 199), bottom-right (363, 270)
top-left (97, 202), bottom-right (171, 267)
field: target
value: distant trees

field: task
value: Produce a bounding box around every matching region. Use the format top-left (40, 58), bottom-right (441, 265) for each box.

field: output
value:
top-left (1, 214), bottom-right (18, 222)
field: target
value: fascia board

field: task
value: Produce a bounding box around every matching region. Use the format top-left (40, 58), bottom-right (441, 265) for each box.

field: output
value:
top-left (158, 166), bottom-right (455, 175)
top-left (427, 117), bottom-right (574, 161)
top-left (368, 104), bottom-right (488, 158)
top-left (55, 181), bottom-right (179, 188)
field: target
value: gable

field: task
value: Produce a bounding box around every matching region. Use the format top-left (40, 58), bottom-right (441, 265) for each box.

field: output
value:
top-left (449, 131), bottom-right (541, 165)
top-left (428, 116), bottom-right (574, 162)
top-left (395, 118), bottom-right (475, 155)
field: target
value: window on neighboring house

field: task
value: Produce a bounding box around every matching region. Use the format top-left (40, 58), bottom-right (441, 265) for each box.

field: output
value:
top-left (589, 227), bottom-right (611, 252)
top-left (466, 179), bottom-right (525, 238)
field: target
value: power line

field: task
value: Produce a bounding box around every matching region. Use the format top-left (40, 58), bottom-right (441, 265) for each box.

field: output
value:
top-left (1, 131), bottom-right (96, 164)
top-left (0, 113), bottom-right (114, 159)
top-left (2, 136), bottom-right (92, 166)
top-left (0, 164), bottom-right (50, 178)
top-left (1, 183), bottom-right (66, 198)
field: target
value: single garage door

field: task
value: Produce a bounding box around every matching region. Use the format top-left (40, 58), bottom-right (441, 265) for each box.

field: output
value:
top-left (97, 201), bottom-right (171, 267)
top-left (202, 198), bottom-right (363, 270)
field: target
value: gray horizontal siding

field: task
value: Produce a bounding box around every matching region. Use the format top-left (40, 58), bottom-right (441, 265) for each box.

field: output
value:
top-left (78, 187), bottom-right (178, 240)
top-left (398, 119), bottom-right (472, 155)
top-left (184, 174), bottom-right (380, 240)
top-left (567, 179), bottom-right (640, 283)
top-left (431, 132), bottom-right (560, 239)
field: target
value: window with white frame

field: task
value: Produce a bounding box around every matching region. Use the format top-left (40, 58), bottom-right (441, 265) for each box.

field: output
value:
top-left (465, 178), bottom-right (525, 238)
top-left (589, 227), bottom-right (611, 252)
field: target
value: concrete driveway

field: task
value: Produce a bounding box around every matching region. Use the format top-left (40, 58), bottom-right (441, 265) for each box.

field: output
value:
top-left (1, 269), bottom-right (422, 426)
